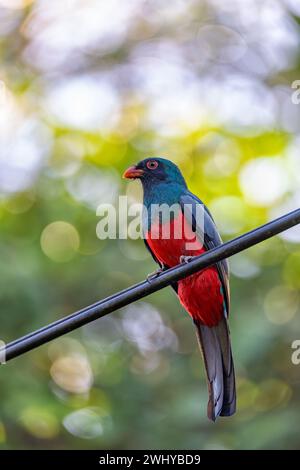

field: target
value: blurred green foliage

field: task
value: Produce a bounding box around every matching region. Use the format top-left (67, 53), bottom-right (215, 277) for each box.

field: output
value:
top-left (1, 0), bottom-right (300, 450)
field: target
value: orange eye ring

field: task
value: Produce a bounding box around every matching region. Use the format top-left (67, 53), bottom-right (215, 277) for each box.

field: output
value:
top-left (146, 160), bottom-right (158, 170)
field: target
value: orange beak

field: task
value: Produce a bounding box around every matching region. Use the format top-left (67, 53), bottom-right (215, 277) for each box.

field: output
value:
top-left (123, 165), bottom-right (144, 179)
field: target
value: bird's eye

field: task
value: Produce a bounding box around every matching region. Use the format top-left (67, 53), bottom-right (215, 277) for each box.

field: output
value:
top-left (146, 160), bottom-right (158, 170)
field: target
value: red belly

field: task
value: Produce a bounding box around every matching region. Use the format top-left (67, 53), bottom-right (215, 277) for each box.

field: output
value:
top-left (146, 213), bottom-right (224, 326)
top-left (178, 270), bottom-right (224, 326)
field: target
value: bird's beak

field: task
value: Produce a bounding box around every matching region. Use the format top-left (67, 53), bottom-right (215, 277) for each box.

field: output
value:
top-left (122, 165), bottom-right (144, 179)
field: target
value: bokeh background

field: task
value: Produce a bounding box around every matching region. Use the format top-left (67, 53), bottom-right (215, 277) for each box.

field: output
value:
top-left (1, 0), bottom-right (300, 450)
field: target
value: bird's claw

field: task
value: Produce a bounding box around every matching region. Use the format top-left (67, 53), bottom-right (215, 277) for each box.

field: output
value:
top-left (147, 268), bottom-right (164, 283)
top-left (180, 255), bottom-right (194, 264)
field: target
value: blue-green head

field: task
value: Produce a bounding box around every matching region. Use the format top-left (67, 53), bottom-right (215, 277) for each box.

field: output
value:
top-left (123, 157), bottom-right (187, 206)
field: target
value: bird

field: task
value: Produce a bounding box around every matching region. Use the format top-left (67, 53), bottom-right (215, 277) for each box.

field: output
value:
top-left (123, 157), bottom-right (236, 421)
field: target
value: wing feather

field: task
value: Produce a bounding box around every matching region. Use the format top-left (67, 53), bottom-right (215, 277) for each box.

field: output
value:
top-left (179, 192), bottom-right (230, 315)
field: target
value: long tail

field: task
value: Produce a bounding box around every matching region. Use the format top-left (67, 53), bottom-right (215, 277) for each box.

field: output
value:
top-left (194, 317), bottom-right (236, 421)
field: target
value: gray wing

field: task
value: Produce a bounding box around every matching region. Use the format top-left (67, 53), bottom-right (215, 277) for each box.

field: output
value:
top-left (180, 192), bottom-right (230, 316)
top-left (180, 192), bottom-right (235, 420)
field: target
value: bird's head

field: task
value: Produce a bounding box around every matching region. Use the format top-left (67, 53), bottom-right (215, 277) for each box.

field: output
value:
top-left (123, 157), bottom-right (187, 188)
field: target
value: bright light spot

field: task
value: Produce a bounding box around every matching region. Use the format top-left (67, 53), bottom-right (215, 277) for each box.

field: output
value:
top-left (237, 378), bottom-right (258, 413)
top-left (66, 165), bottom-right (119, 210)
top-left (264, 285), bottom-right (299, 324)
top-left (197, 25), bottom-right (247, 64)
top-left (0, 0), bottom-right (33, 8)
top-left (47, 136), bottom-right (84, 178)
top-left (286, 136), bottom-right (300, 186)
top-left (50, 353), bottom-right (93, 394)
top-left (122, 302), bottom-right (178, 354)
top-left (23, 0), bottom-right (137, 69)
top-left (210, 0), bottom-right (299, 72)
top-left (270, 191), bottom-right (300, 243)
top-left (130, 352), bottom-right (163, 375)
top-left (40, 221), bottom-right (80, 263)
top-left (20, 407), bottom-right (59, 439)
top-left (63, 407), bottom-right (109, 439)
top-left (202, 76), bottom-right (277, 131)
top-left (146, 84), bottom-right (205, 136)
top-left (45, 76), bottom-right (120, 131)
top-left (135, 56), bottom-right (205, 135)
top-left (239, 157), bottom-right (288, 206)
top-left (4, 192), bottom-right (35, 214)
top-left (253, 379), bottom-right (292, 412)
top-left (118, 240), bottom-right (149, 261)
top-left (204, 137), bottom-right (240, 177)
top-left (0, 84), bottom-right (23, 136)
top-left (47, 337), bottom-right (87, 361)
top-left (147, 0), bottom-right (195, 24)
top-left (0, 88), bottom-right (52, 195)
top-left (230, 254), bottom-right (260, 279)
top-left (210, 196), bottom-right (247, 235)
top-left (285, 0), bottom-right (300, 16)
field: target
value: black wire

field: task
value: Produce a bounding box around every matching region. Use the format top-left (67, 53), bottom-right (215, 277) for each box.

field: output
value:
top-left (2, 208), bottom-right (300, 363)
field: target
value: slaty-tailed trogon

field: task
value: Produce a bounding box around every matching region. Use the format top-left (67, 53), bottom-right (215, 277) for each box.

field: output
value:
top-left (123, 157), bottom-right (236, 421)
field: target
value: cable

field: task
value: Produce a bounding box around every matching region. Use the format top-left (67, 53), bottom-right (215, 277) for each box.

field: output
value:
top-left (1, 208), bottom-right (300, 363)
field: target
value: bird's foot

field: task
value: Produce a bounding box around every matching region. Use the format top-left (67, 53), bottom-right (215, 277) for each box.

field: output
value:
top-left (179, 255), bottom-right (194, 264)
top-left (147, 267), bottom-right (164, 283)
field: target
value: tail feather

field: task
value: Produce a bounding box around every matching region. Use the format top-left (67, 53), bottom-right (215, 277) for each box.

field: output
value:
top-left (194, 317), bottom-right (236, 421)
